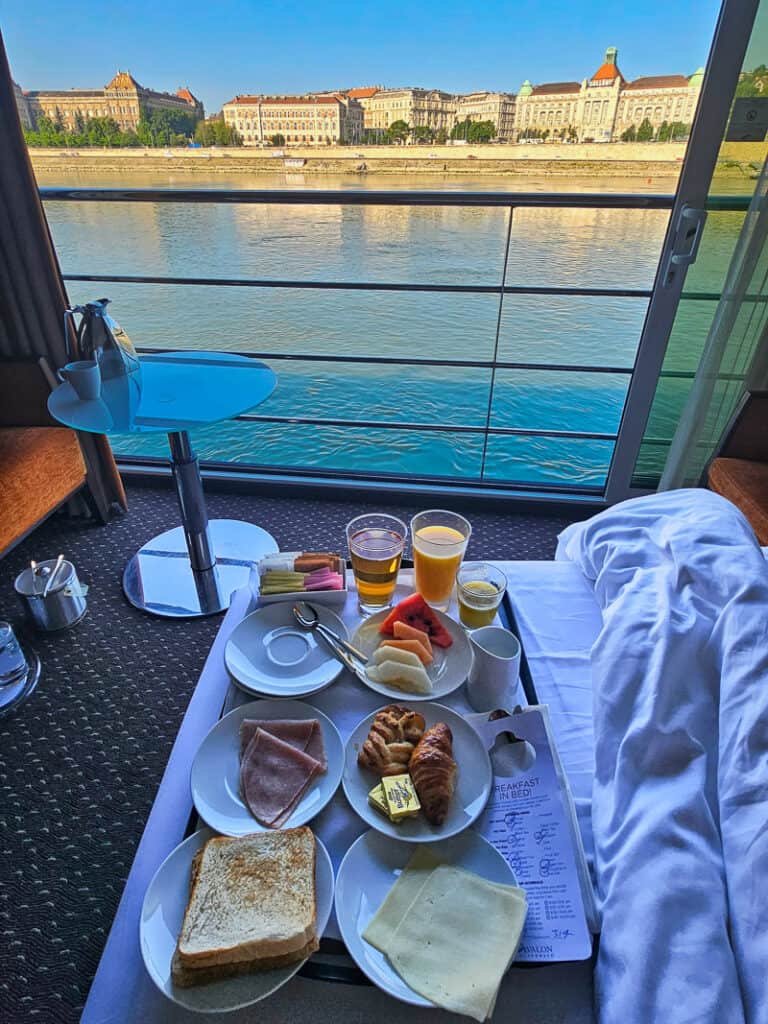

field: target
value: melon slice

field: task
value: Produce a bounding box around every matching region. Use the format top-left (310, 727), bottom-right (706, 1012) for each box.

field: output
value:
top-left (377, 638), bottom-right (432, 666)
top-left (371, 645), bottom-right (423, 668)
top-left (380, 593), bottom-right (453, 649)
top-left (366, 660), bottom-right (432, 695)
top-left (393, 620), bottom-right (433, 656)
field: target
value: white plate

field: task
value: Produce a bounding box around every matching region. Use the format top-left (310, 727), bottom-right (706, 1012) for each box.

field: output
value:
top-left (140, 827), bottom-right (334, 1013)
top-left (352, 608), bottom-right (473, 702)
top-left (335, 828), bottom-right (517, 1008)
top-left (226, 604), bottom-right (350, 698)
top-left (191, 700), bottom-right (343, 836)
top-left (343, 702), bottom-right (492, 842)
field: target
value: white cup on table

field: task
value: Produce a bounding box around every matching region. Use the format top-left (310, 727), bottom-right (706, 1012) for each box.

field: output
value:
top-left (58, 360), bottom-right (101, 400)
top-left (466, 626), bottom-right (522, 711)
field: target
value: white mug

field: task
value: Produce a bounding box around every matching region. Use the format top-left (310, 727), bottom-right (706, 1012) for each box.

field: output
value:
top-left (58, 359), bottom-right (101, 400)
top-left (467, 626), bottom-right (521, 711)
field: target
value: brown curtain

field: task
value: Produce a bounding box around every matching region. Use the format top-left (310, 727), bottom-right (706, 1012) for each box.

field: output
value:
top-left (0, 31), bottom-right (126, 521)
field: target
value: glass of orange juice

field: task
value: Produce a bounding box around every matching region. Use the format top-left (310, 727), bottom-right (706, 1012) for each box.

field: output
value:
top-left (410, 509), bottom-right (471, 610)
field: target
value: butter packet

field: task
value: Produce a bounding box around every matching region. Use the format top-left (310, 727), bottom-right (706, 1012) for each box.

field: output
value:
top-left (381, 774), bottom-right (421, 821)
top-left (368, 783), bottom-right (391, 819)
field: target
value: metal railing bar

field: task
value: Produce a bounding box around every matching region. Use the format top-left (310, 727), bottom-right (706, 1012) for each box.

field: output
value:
top-left (135, 345), bottom-right (634, 374)
top-left (58, 274), bottom-right (768, 305)
top-left (704, 195), bottom-right (753, 212)
top-left (40, 187), bottom-right (678, 210)
top-left (481, 207), bottom-right (514, 478)
top-left (682, 290), bottom-right (768, 302)
top-left (60, 272), bottom-right (654, 299)
top-left (232, 411), bottom-right (618, 441)
top-left (658, 368), bottom-right (747, 381)
top-left (116, 452), bottom-right (606, 495)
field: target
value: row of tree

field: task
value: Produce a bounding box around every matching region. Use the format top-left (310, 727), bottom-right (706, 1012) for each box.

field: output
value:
top-left (368, 117), bottom-right (498, 145)
top-left (518, 125), bottom-right (578, 142)
top-left (23, 106), bottom-right (244, 148)
top-left (620, 118), bottom-right (691, 142)
top-left (193, 115), bottom-right (243, 147)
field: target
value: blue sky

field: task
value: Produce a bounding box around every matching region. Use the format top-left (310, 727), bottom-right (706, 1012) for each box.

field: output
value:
top-left (3, 0), bottom-right (722, 113)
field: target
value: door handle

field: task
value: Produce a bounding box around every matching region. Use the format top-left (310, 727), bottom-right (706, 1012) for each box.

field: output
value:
top-left (662, 205), bottom-right (707, 287)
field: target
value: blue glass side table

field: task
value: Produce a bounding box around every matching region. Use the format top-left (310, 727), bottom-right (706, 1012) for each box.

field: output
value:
top-left (48, 351), bottom-right (279, 618)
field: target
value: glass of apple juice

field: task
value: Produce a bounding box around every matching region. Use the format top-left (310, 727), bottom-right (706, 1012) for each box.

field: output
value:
top-left (346, 513), bottom-right (407, 614)
top-left (456, 562), bottom-right (507, 629)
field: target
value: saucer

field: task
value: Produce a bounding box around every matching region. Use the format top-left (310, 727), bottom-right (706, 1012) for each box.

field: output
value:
top-left (225, 603), bottom-right (350, 697)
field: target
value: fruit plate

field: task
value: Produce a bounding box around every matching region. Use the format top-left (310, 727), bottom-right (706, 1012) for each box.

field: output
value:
top-left (335, 829), bottom-right (517, 1008)
top-left (140, 827), bottom-right (334, 1012)
top-left (342, 702), bottom-right (492, 842)
top-left (191, 700), bottom-right (344, 836)
top-left (351, 607), bottom-right (472, 702)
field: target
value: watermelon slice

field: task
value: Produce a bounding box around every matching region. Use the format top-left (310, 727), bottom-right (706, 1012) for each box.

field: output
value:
top-left (379, 593), bottom-right (453, 648)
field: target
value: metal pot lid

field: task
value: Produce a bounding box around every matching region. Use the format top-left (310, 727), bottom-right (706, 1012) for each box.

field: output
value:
top-left (15, 559), bottom-right (75, 597)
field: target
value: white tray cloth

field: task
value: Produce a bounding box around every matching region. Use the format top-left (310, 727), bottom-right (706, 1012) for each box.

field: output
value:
top-left (503, 561), bottom-right (602, 867)
top-left (82, 565), bottom-right (597, 1024)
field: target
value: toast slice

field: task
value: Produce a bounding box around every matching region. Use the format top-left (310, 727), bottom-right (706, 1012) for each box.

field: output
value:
top-left (170, 936), bottom-right (319, 987)
top-left (174, 828), bottom-right (317, 972)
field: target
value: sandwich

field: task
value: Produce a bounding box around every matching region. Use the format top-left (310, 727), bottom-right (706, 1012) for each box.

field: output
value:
top-left (171, 827), bottom-right (318, 987)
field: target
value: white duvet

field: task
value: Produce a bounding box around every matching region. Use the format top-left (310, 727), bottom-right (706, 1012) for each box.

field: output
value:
top-left (557, 489), bottom-right (768, 1024)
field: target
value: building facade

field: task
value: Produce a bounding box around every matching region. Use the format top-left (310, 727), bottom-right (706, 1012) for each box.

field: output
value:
top-left (343, 86), bottom-right (381, 132)
top-left (454, 92), bottom-right (516, 142)
top-left (514, 48), bottom-right (703, 142)
top-left (19, 72), bottom-right (203, 132)
top-left (514, 79), bottom-right (580, 141)
top-left (363, 88), bottom-right (457, 136)
top-left (222, 94), bottom-right (364, 145)
top-left (12, 80), bottom-right (31, 129)
top-left (614, 70), bottom-right (703, 139)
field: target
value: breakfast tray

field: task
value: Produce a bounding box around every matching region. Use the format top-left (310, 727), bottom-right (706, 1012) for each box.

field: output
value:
top-left (81, 567), bottom-right (582, 1024)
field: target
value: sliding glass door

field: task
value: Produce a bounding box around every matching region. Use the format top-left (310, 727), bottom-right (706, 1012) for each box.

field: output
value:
top-left (606, 0), bottom-right (761, 501)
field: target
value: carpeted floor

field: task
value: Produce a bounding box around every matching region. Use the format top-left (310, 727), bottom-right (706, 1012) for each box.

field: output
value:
top-left (0, 481), bottom-right (575, 1023)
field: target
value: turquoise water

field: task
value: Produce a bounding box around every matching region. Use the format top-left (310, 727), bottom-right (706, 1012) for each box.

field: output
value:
top-left (40, 168), bottom-right (730, 488)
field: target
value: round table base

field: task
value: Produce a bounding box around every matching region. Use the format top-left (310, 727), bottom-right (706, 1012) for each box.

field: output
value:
top-left (123, 519), bottom-right (278, 618)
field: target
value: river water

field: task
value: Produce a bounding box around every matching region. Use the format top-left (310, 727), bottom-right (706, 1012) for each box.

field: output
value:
top-left (37, 167), bottom-right (742, 489)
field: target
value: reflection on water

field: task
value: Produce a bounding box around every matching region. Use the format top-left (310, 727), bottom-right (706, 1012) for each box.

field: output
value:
top-left (38, 168), bottom-right (733, 488)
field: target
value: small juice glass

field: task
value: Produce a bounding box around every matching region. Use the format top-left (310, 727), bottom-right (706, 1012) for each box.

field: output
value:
top-left (457, 563), bottom-right (507, 629)
top-left (411, 509), bottom-right (471, 610)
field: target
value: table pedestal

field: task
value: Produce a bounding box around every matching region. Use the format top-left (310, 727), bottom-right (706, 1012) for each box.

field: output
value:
top-left (122, 431), bottom-right (277, 618)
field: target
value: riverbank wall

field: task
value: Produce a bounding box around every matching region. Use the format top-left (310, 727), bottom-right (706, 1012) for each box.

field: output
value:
top-left (30, 141), bottom-right (686, 179)
top-left (29, 140), bottom-right (763, 181)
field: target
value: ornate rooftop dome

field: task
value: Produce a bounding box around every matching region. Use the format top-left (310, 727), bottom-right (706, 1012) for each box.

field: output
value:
top-left (591, 46), bottom-right (624, 83)
top-left (688, 67), bottom-right (705, 88)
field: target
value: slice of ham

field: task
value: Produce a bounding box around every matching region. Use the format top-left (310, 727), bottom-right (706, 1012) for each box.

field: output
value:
top-left (239, 718), bottom-right (327, 772)
top-left (240, 728), bottom-right (322, 827)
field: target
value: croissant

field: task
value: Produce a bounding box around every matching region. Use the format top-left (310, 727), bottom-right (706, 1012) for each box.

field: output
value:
top-left (409, 722), bottom-right (457, 825)
top-left (358, 704), bottom-right (426, 777)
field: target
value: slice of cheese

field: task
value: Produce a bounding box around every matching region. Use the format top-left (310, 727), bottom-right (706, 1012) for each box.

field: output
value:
top-left (362, 847), bottom-right (442, 952)
top-left (385, 864), bottom-right (527, 1022)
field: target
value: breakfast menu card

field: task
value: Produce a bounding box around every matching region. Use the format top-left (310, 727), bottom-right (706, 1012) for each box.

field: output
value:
top-left (473, 708), bottom-right (594, 963)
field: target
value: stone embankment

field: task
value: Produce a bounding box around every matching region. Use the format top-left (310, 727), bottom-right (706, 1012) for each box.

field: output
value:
top-left (29, 140), bottom-right (763, 180)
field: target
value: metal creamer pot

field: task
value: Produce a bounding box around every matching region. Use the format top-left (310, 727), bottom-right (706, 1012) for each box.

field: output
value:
top-left (14, 559), bottom-right (88, 632)
top-left (64, 297), bottom-right (142, 385)
top-left (63, 298), bottom-right (143, 427)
